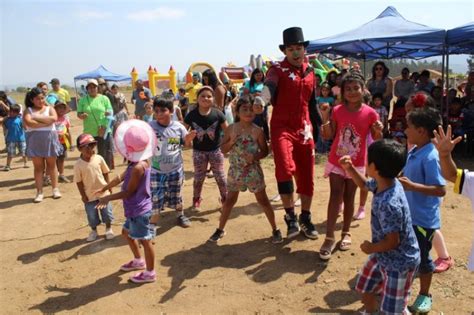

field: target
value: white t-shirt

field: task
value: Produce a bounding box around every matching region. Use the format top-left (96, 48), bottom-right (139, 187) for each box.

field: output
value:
top-left (455, 169), bottom-right (474, 271)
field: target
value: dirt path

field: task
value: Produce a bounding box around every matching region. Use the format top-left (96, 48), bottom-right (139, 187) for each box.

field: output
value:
top-left (0, 115), bottom-right (473, 314)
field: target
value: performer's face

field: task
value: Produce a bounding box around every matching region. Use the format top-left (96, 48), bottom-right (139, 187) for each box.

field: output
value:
top-left (284, 44), bottom-right (305, 67)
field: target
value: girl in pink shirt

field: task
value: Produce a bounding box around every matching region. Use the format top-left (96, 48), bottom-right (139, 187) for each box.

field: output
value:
top-left (319, 74), bottom-right (383, 261)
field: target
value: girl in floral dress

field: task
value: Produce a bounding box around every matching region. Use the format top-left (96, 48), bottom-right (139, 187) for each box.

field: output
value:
top-left (208, 95), bottom-right (282, 244)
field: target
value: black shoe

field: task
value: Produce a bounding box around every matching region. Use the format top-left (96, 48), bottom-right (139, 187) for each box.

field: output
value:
top-left (208, 228), bottom-right (225, 242)
top-left (271, 229), bottom-right (283, 244)
top-left (299, 213), bottom-right (319, 239)
top-left (284, 214), bottom-right (300, 238)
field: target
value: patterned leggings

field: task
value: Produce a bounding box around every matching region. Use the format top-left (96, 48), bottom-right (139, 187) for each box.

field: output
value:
top-left (192, 149), bottom-right (227, 200)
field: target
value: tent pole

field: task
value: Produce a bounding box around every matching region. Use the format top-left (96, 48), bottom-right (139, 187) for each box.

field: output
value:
top-left (445, 51), bottom-right (450, 119)
top-left (363, 58), bottom-right (366, 79)
top-left (73, 80), bottom-right (78, 112)
top-left (441, 52), bottom-right (445, 115)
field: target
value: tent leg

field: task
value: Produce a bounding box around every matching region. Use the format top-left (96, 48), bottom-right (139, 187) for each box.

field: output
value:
top-left (445, 53), bottom-right (450, 118)
top-left (441, 53), bottom-right (445, 115)
top-left (363, 59), bottom-right (366, 79)
top-left (73, 80), bottom-right (79, 112)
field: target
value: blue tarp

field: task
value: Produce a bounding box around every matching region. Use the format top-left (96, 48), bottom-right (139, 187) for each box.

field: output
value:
top-left (447, 22), bottom-right (474, 54)
top-left (307, 6), bottom-right (447, 60)
top-left (74, 65), bottom-right (131, 82)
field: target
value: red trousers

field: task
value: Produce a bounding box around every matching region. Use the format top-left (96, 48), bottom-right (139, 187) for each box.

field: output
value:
top-left (271, 128), bottom-right (314, 197)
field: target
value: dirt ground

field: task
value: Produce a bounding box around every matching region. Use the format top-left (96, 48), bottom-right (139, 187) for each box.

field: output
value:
top-left (0, 100), bottom-right (473, 314)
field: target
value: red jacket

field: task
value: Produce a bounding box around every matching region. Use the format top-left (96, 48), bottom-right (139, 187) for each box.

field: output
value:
top-left (265, 58), bottom-right (315, 133)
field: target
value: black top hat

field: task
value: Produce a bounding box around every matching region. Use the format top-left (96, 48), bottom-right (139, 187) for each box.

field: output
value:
top-left (279, 27), bottom-right (309, 52)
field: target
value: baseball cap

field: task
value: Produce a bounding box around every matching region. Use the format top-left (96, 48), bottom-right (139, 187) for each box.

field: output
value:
top-left (97, 78), bottom-right (106, 85)
top-left (86, 79), bottom-right (99, 87)
top-left (76, 134), bottom-right (97, 147)
top-left (50, 78), bottom-right (60, 85)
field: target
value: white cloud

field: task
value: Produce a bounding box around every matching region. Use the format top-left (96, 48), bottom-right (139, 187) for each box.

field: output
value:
top-left (36, 19), bottom-right (62, 27)
top-left (77, 10), bottom-right (112, 21)
top-left (127, 7), bottom-right (185, 22)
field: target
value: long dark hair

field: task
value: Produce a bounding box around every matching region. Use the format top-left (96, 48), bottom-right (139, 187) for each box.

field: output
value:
top-left (0, 91), bottom-right (11, 105)
top-left (249, 68), bottom-right (265, 89)
top-left (202, 69), bottom-right (221, 90)
top-left (371, 61), bottom-right (389, 80)
top-left (234, 95), bottom-right (254, 123)
top-left (24, 87), bottom-right (44, 108)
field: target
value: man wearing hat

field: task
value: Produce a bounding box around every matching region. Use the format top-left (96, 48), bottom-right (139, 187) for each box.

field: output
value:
top-left (262, 27), bottom-right (320, 240)
top-left (50, 78), bottom-right (71, 105)
top-left (131, 79), bottom-right (152, 120)
top-left (185, 72), bottom-right (202, 115)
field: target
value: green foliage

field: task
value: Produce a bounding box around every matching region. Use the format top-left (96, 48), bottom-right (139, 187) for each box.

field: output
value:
top-left (467, 55), bottom-right (474, 72)
top-left (16, 86), bottom-right (28, 93)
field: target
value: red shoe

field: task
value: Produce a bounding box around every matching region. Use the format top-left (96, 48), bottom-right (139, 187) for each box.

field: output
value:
top-left (192, 197), bottom-right (202, 212)
top-left (434, 256), bottom-right (454, 273)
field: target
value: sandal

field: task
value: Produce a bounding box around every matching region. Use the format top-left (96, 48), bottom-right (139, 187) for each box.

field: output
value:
top-left (319, 237), bottom-right (337, 260)
top-left (339, 232), bottom-right (352, 251)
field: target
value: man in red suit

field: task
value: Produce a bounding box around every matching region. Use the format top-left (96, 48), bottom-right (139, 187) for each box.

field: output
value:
top-left (262, 27), bottom-right (320, 240)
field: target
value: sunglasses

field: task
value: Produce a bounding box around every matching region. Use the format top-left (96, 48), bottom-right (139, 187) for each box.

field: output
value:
top-left (80, 143), bottom-right (96, 149)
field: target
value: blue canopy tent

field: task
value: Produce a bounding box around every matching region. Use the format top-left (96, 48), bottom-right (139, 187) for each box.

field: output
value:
top-left (446, 22), bottom-right (474, 55)
top-left (72, 65), bottom-right (131, 110)
top-left (74, 65), bottom-right (131, 82)
top-left (307, 6), bottom-right (447, 61)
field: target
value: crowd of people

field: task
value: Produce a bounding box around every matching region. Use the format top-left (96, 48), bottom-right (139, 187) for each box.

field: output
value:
top-left (1, 26), bottom-right (474, 313)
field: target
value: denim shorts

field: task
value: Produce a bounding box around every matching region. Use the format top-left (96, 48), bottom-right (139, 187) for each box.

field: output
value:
top-left (7, 141), bottom-right (26, 157)
top-left (84, 200), bottom-right (114, 229)
top-left (413, 225), bottom-right (436, 273)
top-left (123, 211), bottom-right (154, 240)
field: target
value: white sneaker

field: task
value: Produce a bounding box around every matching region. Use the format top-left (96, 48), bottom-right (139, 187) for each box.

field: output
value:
top-left (294, 198), bottom-right (301, 207)
top-left (52, 188), bottom-right (62, 199)
top-left (86, 230), bottom-right (98, 242)
top-left (105, 228), bottom-right (115, 240)
top-left (33, 193), bottom-right (44, 203)
top-left (270, 194), bottom-right (281, 202)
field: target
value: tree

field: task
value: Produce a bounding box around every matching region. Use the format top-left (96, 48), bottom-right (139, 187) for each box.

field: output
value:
top-left (16, 86), bottom-right (28, 93)
top-left (467, 55), bottom-right (474, 73)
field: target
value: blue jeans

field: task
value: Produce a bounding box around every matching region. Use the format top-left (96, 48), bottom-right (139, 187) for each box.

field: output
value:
top-left (316, 134), bottom-right (332, 154)
top-left (84, 200), bottom-right (113, 229)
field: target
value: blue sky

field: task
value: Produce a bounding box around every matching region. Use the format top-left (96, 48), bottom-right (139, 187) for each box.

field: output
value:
top-left (1, 0), bottom-right (472, 88)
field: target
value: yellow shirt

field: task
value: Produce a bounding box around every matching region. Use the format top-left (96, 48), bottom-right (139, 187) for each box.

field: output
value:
top-left (53, 88), bottom-right (71, 103)
top-left (185, 82), bottom-right (202, 104)
top-left (73, 154), bottom-right (110, 201)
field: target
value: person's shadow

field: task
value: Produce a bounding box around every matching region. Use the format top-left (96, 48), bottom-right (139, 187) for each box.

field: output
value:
top-left (159, 238), bottom-right (327, 303)
top-left (308, 274), bottom-right (360, 313)
top-left (17, 236), bottom-right (126, 264)
top-left (29, 271), bottom-right (136, 313)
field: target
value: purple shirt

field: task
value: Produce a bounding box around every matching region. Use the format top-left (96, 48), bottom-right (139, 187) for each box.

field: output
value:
top-left (122, 162), bottom-right (152, 218)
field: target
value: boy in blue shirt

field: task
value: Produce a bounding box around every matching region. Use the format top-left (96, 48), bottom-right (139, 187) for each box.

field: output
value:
top-left (399, 107), bottom-right (446, 313)
top-left (340, 139), bottom-right (420, 314)
top-left (3, 104), bottom-right (27, 171)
